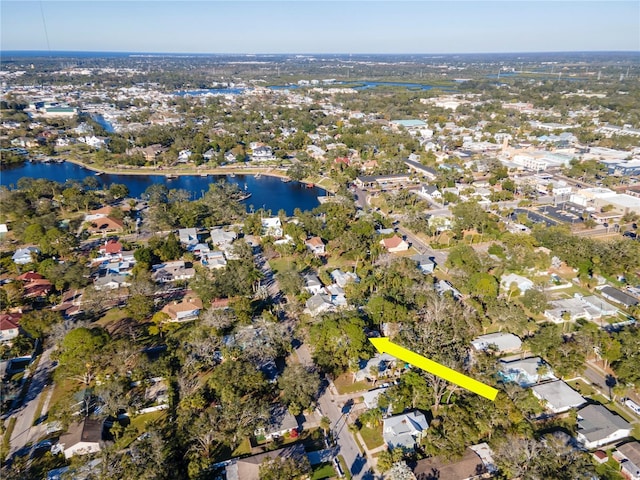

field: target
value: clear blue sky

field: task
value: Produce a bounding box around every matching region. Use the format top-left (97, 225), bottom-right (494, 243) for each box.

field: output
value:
top-left (2, 1), bottom-right (639, 54)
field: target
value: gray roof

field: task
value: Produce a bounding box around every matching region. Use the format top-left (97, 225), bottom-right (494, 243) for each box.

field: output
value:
top-left (600, 286), bottom-right (639, 307)
top-left (531, 381), bottom-right (585, 412)
top-left (577, 404), bottom-right (632, 442)
top-left (471, 332), bottom-right (522, 352)
top-left (383, 411), bottom-right (429, 449)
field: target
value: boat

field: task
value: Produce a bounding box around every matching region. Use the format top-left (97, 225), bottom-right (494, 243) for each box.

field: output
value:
top-left (306, 183), bottom-right (314, 188)
top-left (200, 173), bottom-right (208, 177)
top-left (255, 173), bottom-right (262, 179)
top-left (166, 174), bottom-right (177, 179)
top-left (229, 173), bottom-right (236, 178)
top-left (239, 193), bottom-right (252, 200)
top-left (94, 171), bottom-right (104, 176)
top-left (281, 177), bottom-right (291, 183)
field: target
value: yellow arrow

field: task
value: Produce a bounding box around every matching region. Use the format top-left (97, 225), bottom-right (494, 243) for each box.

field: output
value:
top-left (370, 337), bottom-right (499, 401)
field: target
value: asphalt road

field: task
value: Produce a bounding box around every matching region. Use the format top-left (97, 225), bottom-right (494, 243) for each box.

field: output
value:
top-left (295, 344), bottom-right (373, 479)
top-left (6, 347), bottom-right (55, 459)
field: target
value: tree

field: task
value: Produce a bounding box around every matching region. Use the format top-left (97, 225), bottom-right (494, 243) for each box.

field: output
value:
top-left (521, 288), bottom-right (548, 314)
top-left (259, 455), bottom-right (311, 480)
top-left (385, 461), bottom-right (415, 480)
top-left (19, 309), bottom-right (63, 339)
top-left (126, 294), bottom-right (154, 322)
top-left (56, 327), bottom-right (109, 378)
top-left (376, 448), bottom-right (406, 472)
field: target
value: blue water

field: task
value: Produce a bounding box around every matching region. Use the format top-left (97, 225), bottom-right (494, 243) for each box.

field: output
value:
top-left (91, 114), bottom-right (115, 133)
top-left (0, 162), bottom-right (324, 215)
top-left (175, 81), bottom-right (442, 96)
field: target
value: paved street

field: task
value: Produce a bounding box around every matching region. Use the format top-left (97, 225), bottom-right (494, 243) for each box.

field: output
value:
top-left (295, 344), bottom-right (373, 479)
top-left (6, 347), bottom-right (55, 459)
top-left (397, 225), bottom-right (449, 267)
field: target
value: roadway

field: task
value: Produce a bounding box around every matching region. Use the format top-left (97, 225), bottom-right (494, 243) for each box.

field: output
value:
top-left (295, 344), bottom-right (373, 479)
top-left (6, 347), bottom-right (55, 460)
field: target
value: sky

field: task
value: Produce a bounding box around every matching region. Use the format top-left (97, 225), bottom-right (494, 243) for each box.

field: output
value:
top-left (1, 1), bottom-right (639, 54)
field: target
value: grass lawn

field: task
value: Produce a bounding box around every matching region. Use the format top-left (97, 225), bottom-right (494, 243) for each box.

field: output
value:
top-left (232, 437), bottom-right (252, 456)
top-left (359, 425), bottom-right (384, 450)
top-left (567, 378), bottom-right (596, 397)
top-left (311, 462), bottom-right (337, 480)
top-left (268, 257), bottom-right (295, 275)
top-left (129, 410), bottom-right (167, 433)
top-left (337, 455), bottom-right (352, 480)
top-left (94, 307), bottom-right (129, 328)
top-left (333, 373), bottom-right (371, 395)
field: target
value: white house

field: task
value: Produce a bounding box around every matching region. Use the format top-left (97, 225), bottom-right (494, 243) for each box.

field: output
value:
top-left (471, 333), bottom-right (522, 353)
top-left (210, 228), bottom-right (237, 246)
top-left (410, 254), bottom-right (436, 274)
top-left (261, 217), bottom-right (283, 237)
top-left (305, 293), bottom-right (334, 316)
top-left (178, 228), bottom-right (199, 248)
top-left (531, 380), bottom-right (586, 414)
top-left (0, 314), bottom-right (20, 344)
top-left (330, 269), bottom-right (359, 289)
top-left (305, 237), bottom-right (325, 255)
top-left (382, 411), bottom-right (429, 450)
top-left (151, 261), bottom-right (195, 283)
top-left (499, 356), bottom-right (556, 387)
top-left (59, 418), bottom-right (103, 459)
top-left (177, 149), bottom-right (192, 163)
top-left (576, 405), bottom-right (632, 449)
top-left (251, 145), bottom-right (275, 161)
top-left (303, 273), bottom-right (324, 295)
top-left (201, 251), bottom-right (227, 270)
top-left (12, 246), bottom-right (40, 265)
top-left (500, 273), bottom-right (535, 295)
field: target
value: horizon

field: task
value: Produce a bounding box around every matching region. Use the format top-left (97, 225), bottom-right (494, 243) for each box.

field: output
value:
top-left (2, 1), bottom-right (638, 55)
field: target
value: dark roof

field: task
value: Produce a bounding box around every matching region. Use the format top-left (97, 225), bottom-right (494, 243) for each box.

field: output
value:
top-left (60, 417), bottom-right (103, 447)
top-left (600, 286), bottom-right (639, 307)
top-left (577, 404), bottom-right (631, 442)
top-left (405, 159), bottom-right (438, 176)
top-left (233, 443), bottom-right (306, 480)
top-left (414, 447), bottom-right (487, 480)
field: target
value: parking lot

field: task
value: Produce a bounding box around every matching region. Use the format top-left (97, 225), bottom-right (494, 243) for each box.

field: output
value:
top-left (538, 202), bottom-right (585, 225)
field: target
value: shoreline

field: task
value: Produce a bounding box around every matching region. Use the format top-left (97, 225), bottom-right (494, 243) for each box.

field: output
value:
top-left (63, 157), bottom-right (292, 180)
top-left (25, 157), bottom-right (338, 193)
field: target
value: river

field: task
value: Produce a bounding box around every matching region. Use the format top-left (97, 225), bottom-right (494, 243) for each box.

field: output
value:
top-left (0, 162), bottom-right (325, 215)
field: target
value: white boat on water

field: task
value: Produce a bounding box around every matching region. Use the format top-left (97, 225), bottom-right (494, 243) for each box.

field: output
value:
top-left (95, 171), bottom-right (103, 176)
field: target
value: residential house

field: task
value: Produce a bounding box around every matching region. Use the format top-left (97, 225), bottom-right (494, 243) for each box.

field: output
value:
top-left (161, 294), bottom-right (203, 322)
top-left (305, 237), bottom-right (325, 255)
top-left (383, 411), bottom-right (429, 450)
top-left (98, 239), bottom-right (122, 257)
top-left (531, 380), bottom-right (586, 414)
top-left (499, 356), bottom-right (556, 387)
top-left (225, 444), bottom-right (306, 480)
top-left (254, 404), bottom-right (299, 442)
top-left (177, 149), bottom-right (192, 163)
top-left (576, 405), bottom-right (632, 449)
top-left (22, 277), bottom-right (53, 299)
top-left (614, 442), bottom-right (640, 480)
top-left (362, 387), bottom-right (390, 409)
top-left (144, 377), bottom-right (170, 406)
top-left (330, 269), bottom-right (359, 289)
top-left (261, 217), bottom-right (283, 237)
top-left (12, 246), bottom-right (40, 265)
top-left (94, 273), bottom-right (130, 291)
top-left (419, 184), bottom-right (443, 200)
top-left (380, 235), bottom-right (410, 253)
top-left (53, 289), bottom-right (84, 317)
top-left (210, 228), bottom-right (237, 246)
top-left (410, 254), bottom-right (436, 274)
top-left (544, 295), bottom-right (619, 324)
top-left (201, 251), bottom-right (227, 270)
top-left (191, 243), bottom-right (211, 257)
top-left (354, 353), bottom-right (397, 382)
top-left (251, 145), bottom-right (275, 162)
top-left (87, 216), bottom-right (125, 234)
top-left (599, 286), bottom-right (639, 308)
top-left (303, 273), bottom-right (324, 295)
top-left (435, 280), bottom-right (463, 300)
top-left (500, 273), bottom-right (535, 295)
top-left (178, 228), bottom-right (199, 249)
top-left (471, 333), bottom-right (522, 354)
top-left (305, 293), bottom-right (334, 316)
top-left (325, 284), bottom-right (347, 307)
top-left (152, 261), bottom-right (195, 283)
top-left (404, 159), bottom-right (438, 180)
top-left (0, 313), bottom-right (21, 344)
top-left (413, 446), bottom-right (492, 480)
top-left (59, 417), bottom-right (104, 459)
